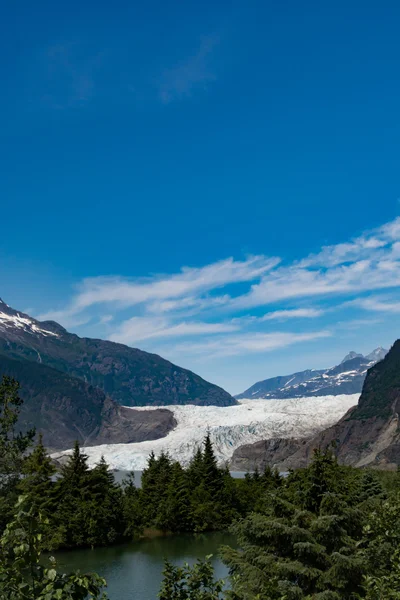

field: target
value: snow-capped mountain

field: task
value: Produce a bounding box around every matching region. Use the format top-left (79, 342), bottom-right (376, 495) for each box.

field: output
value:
top-left (0, 298), bottom-right (235, 408)
top-left (235, 348), bottom-right (388, 400)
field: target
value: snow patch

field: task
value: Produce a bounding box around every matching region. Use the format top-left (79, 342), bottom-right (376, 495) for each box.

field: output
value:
top-left (0, 312), bottom-right (59, 337)
top-left (53, 394), bottom-right (359, 471)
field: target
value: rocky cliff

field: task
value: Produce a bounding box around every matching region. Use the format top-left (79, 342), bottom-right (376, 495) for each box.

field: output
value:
top-left (277, 340), bottom-right (400, 470)
top-left (0, 352), bottom-right (176, 451)
top-left (230, 437), bottom-right (309, 471)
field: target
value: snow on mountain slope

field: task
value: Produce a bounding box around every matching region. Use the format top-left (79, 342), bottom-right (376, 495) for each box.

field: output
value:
top-left (0, 310), bottom-right (59, 337)
top-left (236, 349), bottom-right (388, 400)
top-left (53, 394), bottom-right (359, 470)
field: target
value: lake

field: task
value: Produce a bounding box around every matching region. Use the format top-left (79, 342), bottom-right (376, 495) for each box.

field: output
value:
top-left (54, 531), bottom-right (236, 600)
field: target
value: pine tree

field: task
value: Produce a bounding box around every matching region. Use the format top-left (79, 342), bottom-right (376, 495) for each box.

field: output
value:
top-left (359, 470), bottom-right (385, 503)
top-left (202, 433), bottom-right (222, 494)
top-left (19, 434), bottom-right (56, 502)
top-left (84, 456), bottom-right (125, 546)
top-left (187, 447), bottom-right (205, 490)
top-left (140, 451), bottom-right (173, 526)
top-left (221, 453), bottom-right (366, 600)
top-left (122, 472), bottom-right (143, 538)
top-left (0, 376), bottom-right (35, 531)
top-left (156, 462), bottom-right (191, 532)
top-left (55, 441), bottom-right (92, 547)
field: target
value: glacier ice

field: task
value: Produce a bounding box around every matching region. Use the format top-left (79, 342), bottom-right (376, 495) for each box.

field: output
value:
top-left (53, 394), bottom-right (359, 471)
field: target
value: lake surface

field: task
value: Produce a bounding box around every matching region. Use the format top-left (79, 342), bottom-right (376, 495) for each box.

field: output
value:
top-left (54, 531), bottom-right (236, 600)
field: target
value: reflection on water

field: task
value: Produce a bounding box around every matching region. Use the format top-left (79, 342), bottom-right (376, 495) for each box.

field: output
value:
top-left (54, 531), bottom-right (236, 600)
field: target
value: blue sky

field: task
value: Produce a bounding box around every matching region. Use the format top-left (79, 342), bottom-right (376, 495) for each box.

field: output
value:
top-left (2, 0), bottom-right (400, 393)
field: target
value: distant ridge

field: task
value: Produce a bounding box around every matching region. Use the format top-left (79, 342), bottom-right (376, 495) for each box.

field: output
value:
top-left (236, 348), bottom-right (388, 400)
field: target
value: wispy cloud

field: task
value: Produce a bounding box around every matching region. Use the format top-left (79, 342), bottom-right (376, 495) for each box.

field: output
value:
top-left (261, 308), bottom-right (325, 321)
top-left (38, 255), bottom-right (279, 322)
top-left (157, 35), bottom-right (219, 103)
top-left (350, 295), bottom-right (400, 314)
top-left (110, 317), bottom-right (239, 344)
top-left (37, 216), bottom-right (400, 361)
top-left (166, 330), bottom-right (332, 358)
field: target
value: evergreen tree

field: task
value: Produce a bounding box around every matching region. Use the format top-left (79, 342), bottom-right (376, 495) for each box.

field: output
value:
top-left (221, 451), bottom-right (366, 600)
top-left (0, 376), bottom-right (35, 531)
top-left (55, 442), bottom-right (92, 547)
top-left (156, 462), bottom-right (191, 532)
top-left (18, 434), bottom-right (56, 508)
top-left (202, 433), bottom-right (223, 494)
top-left (359, 470), bottom-right (385, 503)
top-left (187, 447), bottom-right (205, 490)
top-left (140, 451), bottom-right (173, 525)
top-left (122, 472), bottom-right (143, 538)
top-left (84, 456), bottom-right (125, 546)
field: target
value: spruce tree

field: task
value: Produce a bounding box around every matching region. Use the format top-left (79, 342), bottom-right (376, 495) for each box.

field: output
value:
top-left (359, 470), bottom-right (385, 503)
top-left (187, 447), bottom-right (205, 490)
top-left (0, 376), bottom-right (35, 530)
top-left (55, 441), bottom-right (92, 547)
top-left (85, 456), bottom-right (125, 546)
top-left (19, 434), bottom-right (56, 501)
top-left (202, 433), bottom-right (222, 494)
top-left (122, 472), bottom-right (143, 538)
top-left (156, 462), bottom-right (191, 532)
top-left (221, 453), bottom-right (366, 600)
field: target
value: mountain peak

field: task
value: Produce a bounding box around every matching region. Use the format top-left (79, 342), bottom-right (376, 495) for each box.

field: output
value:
top-left (341, 351), bottom-right (364, 364)
top-left (0, 300), bottom-right (236, 408)
top-left (365, 347), bottom-right (388, 362)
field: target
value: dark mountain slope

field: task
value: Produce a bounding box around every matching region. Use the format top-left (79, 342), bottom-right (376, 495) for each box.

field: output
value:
top-left (0, 299), bottom-right (235, 407)
top-left (0, 352), bottom-right (176, 451)
top-left (279, 340), bottom-right (400, 470)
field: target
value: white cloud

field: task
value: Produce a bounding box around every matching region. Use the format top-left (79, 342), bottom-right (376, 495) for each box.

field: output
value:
top-left (38, 216), bottom-right (400, 362)
top-left (110, 317), bottom-right (239, 344)
top-left (351, 296), bottom-right (400, 314)
top-left (167, 330), bottom-right (331, 358)
top-left (261, 308), bottom-right (324, 321)
top-left (40, 255), bottom-right (279, 322)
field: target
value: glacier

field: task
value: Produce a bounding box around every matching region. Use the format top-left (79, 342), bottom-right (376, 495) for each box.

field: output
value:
top-left (52, 394), bottom-right (359, 471)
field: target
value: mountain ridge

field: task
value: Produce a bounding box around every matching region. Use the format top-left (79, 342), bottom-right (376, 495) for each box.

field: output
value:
top-left (235, 347), bottom-right (388, 400)
top-left (273, 340), bottom-right (400, 470)
top-left (0, 299), bottom-right (235, 407)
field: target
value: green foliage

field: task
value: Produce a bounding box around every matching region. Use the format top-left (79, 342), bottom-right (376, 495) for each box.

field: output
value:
top-left (160, 448), bottom-right (400, 600)
top-left (0, 376), bottom-right (35, 531)
top-left (0, 496), bottom-right (107, 600)
top-left (159, 556), bottom-right (225, 600)
top-left (54, 446), bottom-right (125, 548)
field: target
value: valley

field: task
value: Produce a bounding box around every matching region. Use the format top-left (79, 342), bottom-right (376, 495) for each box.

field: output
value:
top-left (53, 394), bottom-right (359, 470)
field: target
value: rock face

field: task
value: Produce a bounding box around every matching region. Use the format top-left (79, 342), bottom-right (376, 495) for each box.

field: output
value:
top-left (0, 352), bottom-right (176, 451)
top-left (277, 341), bottom-right (400, 471)
top-left (236, 349), bottom-right (388, 400)
top-left (230, 437), bottom-right (309, 471)
top-left (0, 299), bottom-right (235, 407)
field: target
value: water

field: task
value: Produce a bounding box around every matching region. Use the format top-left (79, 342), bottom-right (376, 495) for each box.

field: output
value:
top-left (54, 531), bottom-right (236, 600)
